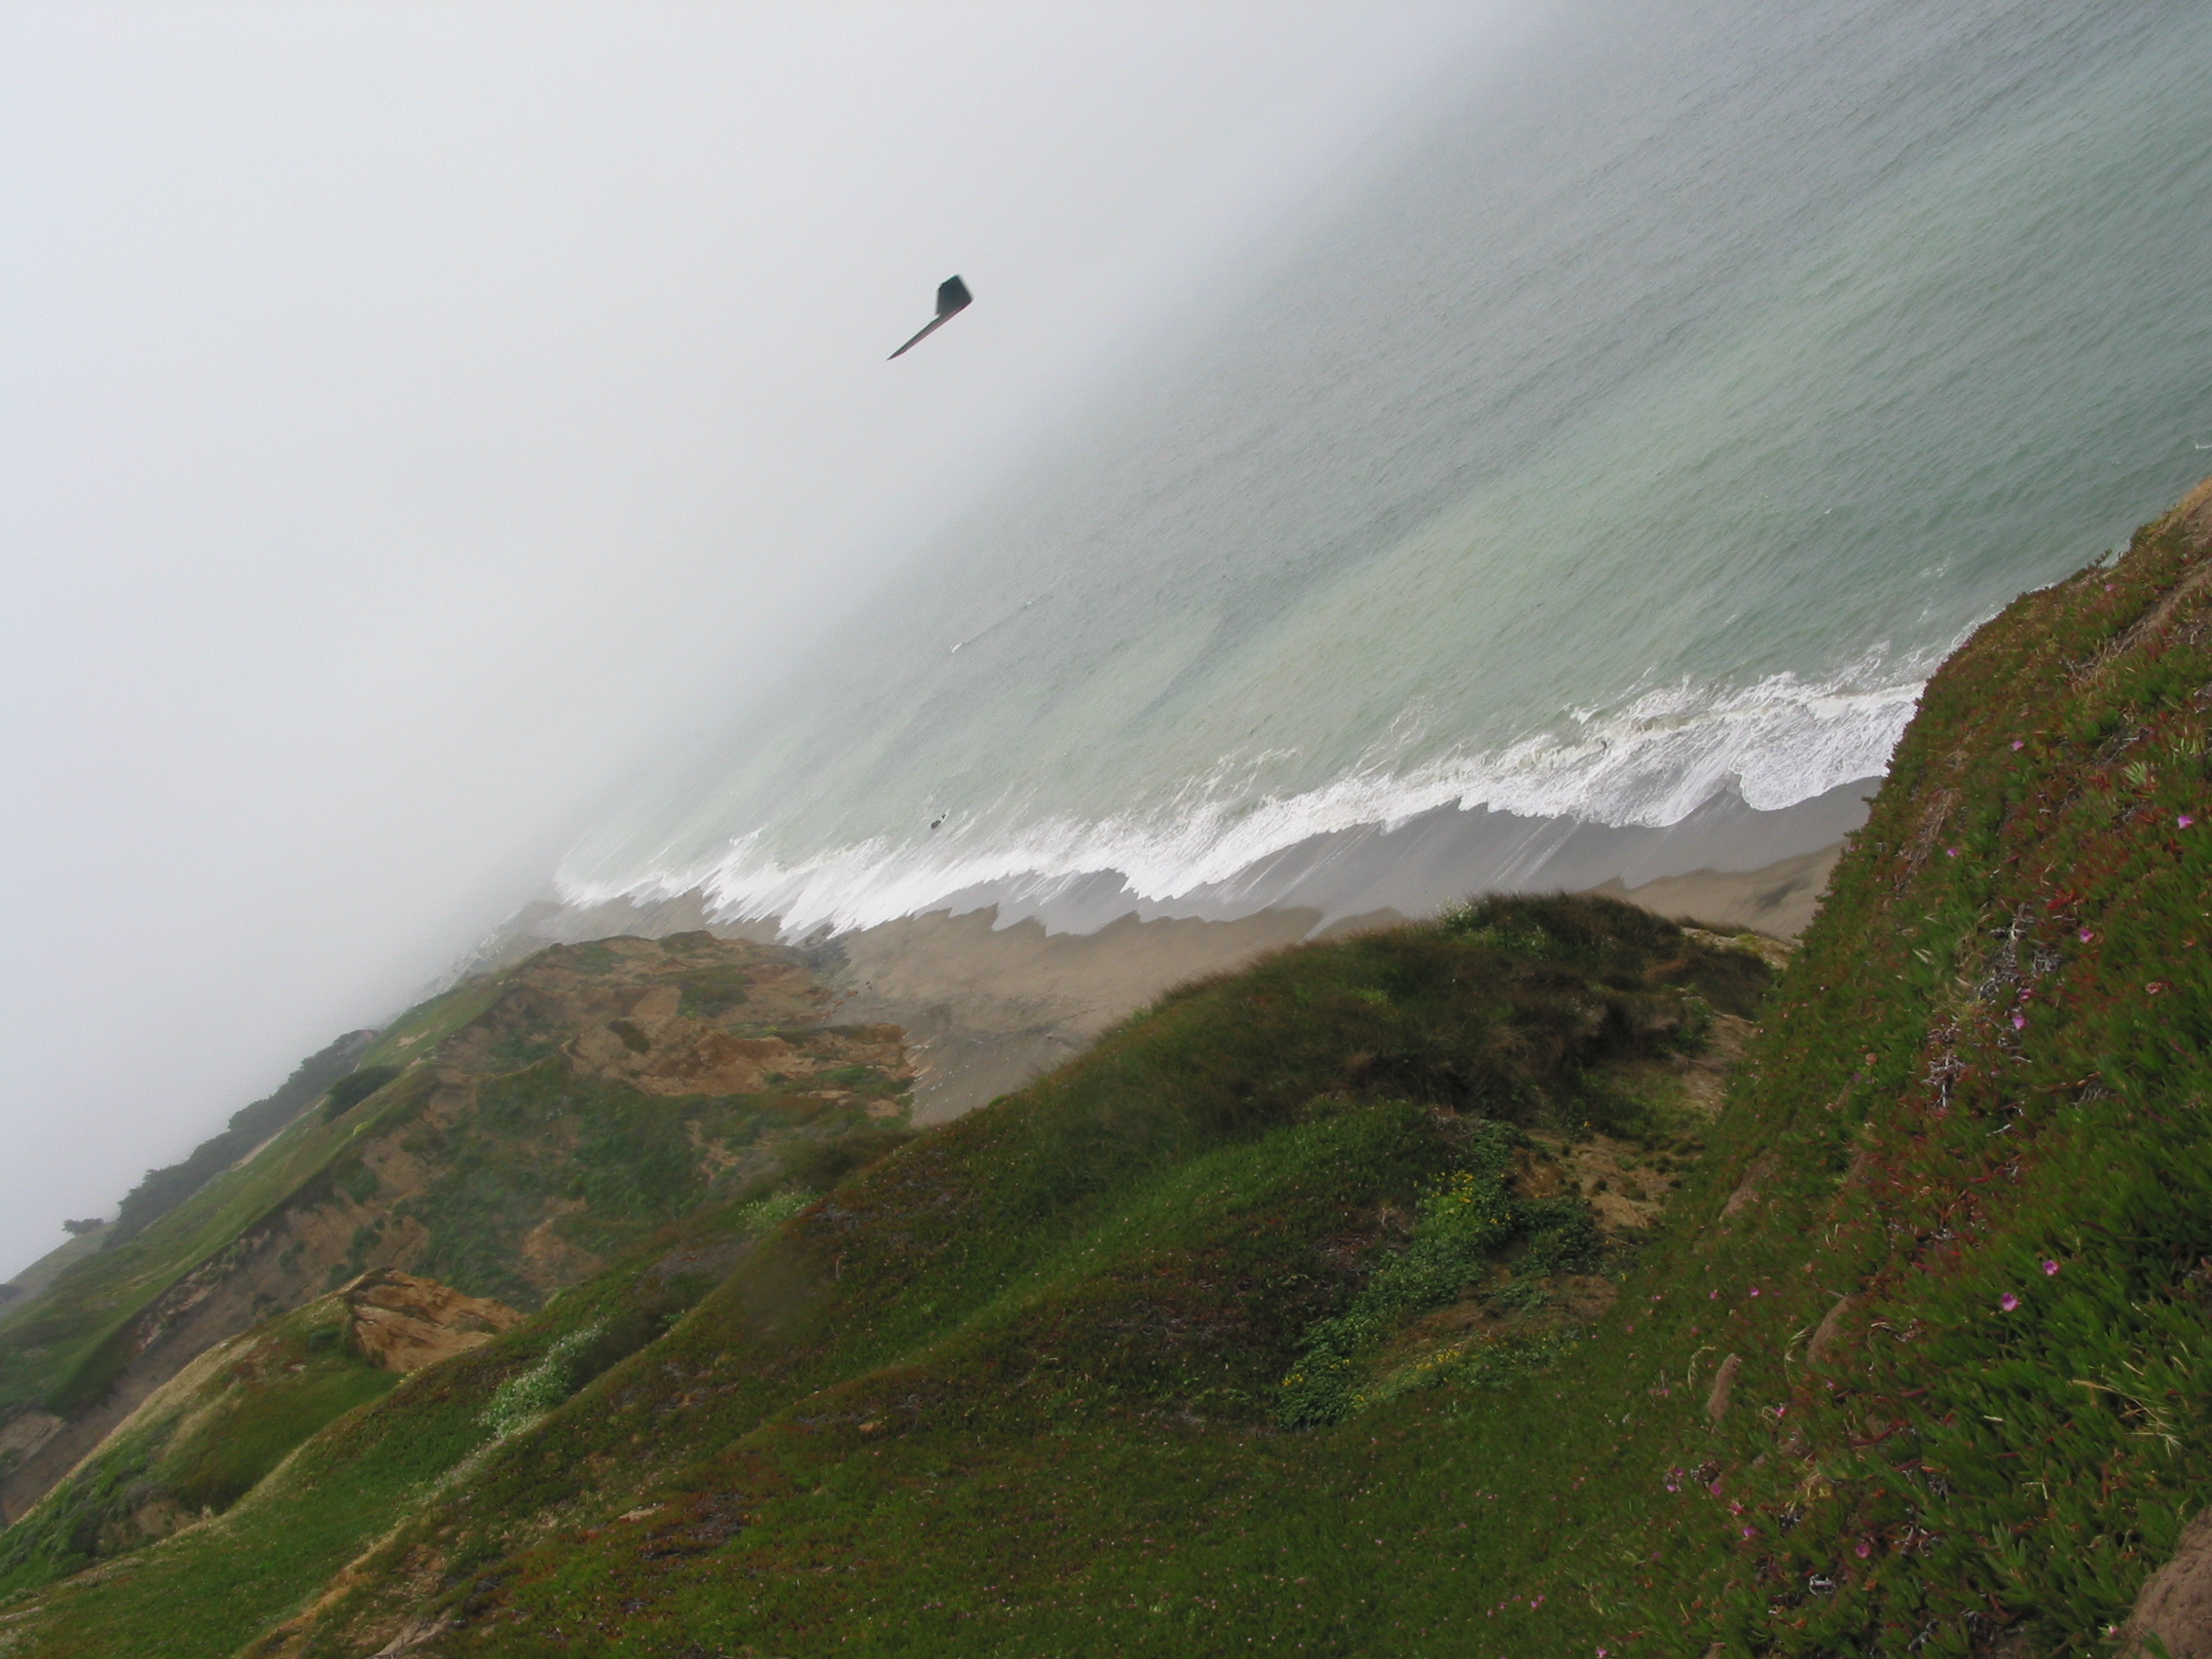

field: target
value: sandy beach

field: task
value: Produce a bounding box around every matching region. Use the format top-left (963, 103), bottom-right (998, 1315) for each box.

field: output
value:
top-left (478, 788), bottom-right (1858, 1123)
top-left (826, 836), bottom-right (1838, 1123)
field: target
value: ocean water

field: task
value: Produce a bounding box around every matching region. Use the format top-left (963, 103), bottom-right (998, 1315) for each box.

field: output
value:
top-left (560, 0), bottom-right (2212, 936)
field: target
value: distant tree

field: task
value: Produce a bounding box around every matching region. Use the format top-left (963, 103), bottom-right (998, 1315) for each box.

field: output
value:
top-left (104, 1029), bottom-right (380, 1247)
top-left (319, 1064), bottom-right (403, 1123)
top-left (61, 1218), bottom-right (105, 1236)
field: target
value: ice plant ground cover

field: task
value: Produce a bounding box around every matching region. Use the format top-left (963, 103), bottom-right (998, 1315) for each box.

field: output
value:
top-left (0, 478), bottom-right (2208, 1656)
top-left (0, 903), bottom-right (1759, 1656)
top-left (1610, 477), bottom-right (2212, 1654)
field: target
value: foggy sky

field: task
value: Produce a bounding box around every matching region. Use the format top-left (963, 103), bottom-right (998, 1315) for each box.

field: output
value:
top-left (0, 3), bottom-right (1521, 1276)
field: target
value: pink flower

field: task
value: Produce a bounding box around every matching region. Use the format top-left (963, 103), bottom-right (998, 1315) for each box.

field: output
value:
top-left (2080, 928), bottom-right (2095, 943)
top-left (1750, 1286), bottom-right (1761, 1297)
top-left (1857, 1540), bottom-right (1872, 1559)
top-left (2012, 1014), bottom-right (2027, 1031)
top-left (1946, 847), bottom-right (1959, 858)
top-left (2042, 1259), bottom-right (2061, 1275)
top-left (2011, 740), bottom-right (2024, 751)
top-left (1742, 1526), bottom-right (1756, 1538)
top-left (2182, 815), bottom-right (2195, 830)
top-left (1999, 1291), bottom-right (2020, 1312)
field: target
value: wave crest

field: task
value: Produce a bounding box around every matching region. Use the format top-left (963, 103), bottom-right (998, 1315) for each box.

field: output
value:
top-left (555, 660), bottom-right (1924, 937)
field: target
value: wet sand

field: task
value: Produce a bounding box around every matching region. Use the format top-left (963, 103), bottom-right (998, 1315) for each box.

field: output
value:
top-left (826, 906), bottom-right (1341, 1123)
top-left (472, 785), bottom-right (1864, 1123)
top-left (824, 843), bottom-right (1838, 1122)
top-left (1589, 841), bottom-right (1843, 941)
top-left (478, 840), bottom-right (1842, 1124)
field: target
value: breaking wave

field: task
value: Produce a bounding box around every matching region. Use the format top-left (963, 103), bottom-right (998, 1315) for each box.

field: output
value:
top-left (555, 655), bottom-right (1928, 938)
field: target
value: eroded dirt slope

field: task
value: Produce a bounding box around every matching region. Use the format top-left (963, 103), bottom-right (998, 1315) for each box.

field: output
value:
top-left (0, 934), bottom-right (910, 1525)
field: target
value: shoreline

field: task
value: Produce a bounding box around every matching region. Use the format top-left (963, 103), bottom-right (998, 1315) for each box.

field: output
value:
top-left (829, 836), bottom-right (1840, 1124)
top-left (476, 785), bottom-right (1865, 1122)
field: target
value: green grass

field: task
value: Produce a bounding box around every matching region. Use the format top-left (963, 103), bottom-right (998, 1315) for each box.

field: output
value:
top-left (0, 1296), bottom-right (396, 1597)
top-left (157, 1363), bottom-right (395, 1518)
top-left (129, 896), bottom-right (1735, 1658)
top-left (10, 485), bottom-right (2210, 1658)
top-left (0, 1349), bottom-right (508, 1659)
top-left (1597, 485), bottom-right (2212, 1655)
top-left (0, 944), bottom-right (909, 1433)
top-left (0, 1198), bottom-right (788, 1657)
top-left (0, 967), bottom-right (531, 1426)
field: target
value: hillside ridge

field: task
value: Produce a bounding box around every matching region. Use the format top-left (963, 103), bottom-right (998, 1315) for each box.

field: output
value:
top-left (0, 934), bottom-right (911, 1534)
top-left (0, 477), bottom-right (2206, 1657)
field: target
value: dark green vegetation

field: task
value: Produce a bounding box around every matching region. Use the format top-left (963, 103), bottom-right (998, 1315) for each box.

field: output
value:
top-left (107, 1029), bottom-right (376, 1245)
top-left (0, 895), bottom-right (1745, 1657)
top-left (678, 964), bottom-right (755, 1018)
top-left (1274, 1118), bottom-right (1600, 1427)
top-left (0, 998), bottom-right (497, 1436)
top-left (318, 1065), bottom-right (401, 1123)
top-left (0, 1295), bottom-right (397, 1596)
top-left (0, 934), bottom-right (907, 1531)
top-left (320, 1053), bottom-right (895, 1310)
top-left (5, 481), bottom-right (2209, 1657)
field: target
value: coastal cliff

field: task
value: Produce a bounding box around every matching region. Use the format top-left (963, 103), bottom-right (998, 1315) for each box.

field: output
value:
top-left (0, 934), bottom-right (910, 1541)
top-left (0, 479), bottom-right (2206, 1657)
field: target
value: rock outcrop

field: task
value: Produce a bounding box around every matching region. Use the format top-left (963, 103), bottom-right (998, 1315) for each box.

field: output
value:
top-left (341, 1271), bottom-right (522, 1373)
top-left (0, 932), bottom-right (911, 1526)
top-left (2124, 1511), bottom-right (2212, 1658)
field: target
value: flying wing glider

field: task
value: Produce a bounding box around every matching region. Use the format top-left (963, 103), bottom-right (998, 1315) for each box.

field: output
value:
top-left (889, 275), bottom-right (973, 359)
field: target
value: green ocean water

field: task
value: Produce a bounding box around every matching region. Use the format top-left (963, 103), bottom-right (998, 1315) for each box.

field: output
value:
top-left (562, 0), bottom-right (2212, 933)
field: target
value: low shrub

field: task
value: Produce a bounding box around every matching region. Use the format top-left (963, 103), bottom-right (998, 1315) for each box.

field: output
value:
top-left (320, 1065), bottom-right (402, 1123)
top-left (1275, 1119), bottom-right (1598, 1425)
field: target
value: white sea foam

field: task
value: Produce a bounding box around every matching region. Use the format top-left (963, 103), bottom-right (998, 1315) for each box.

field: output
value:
top-left (555, 655), bottom-right (1929, 938)
top-left (546, 3), bottom-right (2212, 943)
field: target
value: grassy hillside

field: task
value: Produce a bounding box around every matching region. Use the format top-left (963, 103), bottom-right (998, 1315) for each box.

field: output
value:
top-left (0, 897), bottom-right (1761, 1656)
top-left (0, 1200), bottom-right (779, 1659)
top-left (0, 933), bottom-right (910, 1528)
top-left (0, 972), bottom-right (525, 1433)
top-left (0, 1289), bottom-right (401, 1596)
top-left (3, 478), bottom-right (2206, 1659)
top-left (102, 1029), bottom-right (379, 1249)
top-left (1596, 477), bottom-right (2212, 1654)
